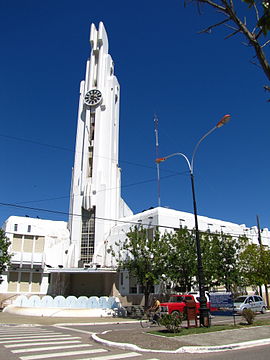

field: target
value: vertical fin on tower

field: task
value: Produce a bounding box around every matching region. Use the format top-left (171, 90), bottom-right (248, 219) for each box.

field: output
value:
top-left (90, 23), bottom-right (98, 50)
top-left (98, 22), bottom-right (108, 54)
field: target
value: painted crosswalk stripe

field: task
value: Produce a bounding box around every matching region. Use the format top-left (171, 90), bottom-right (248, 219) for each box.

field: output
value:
top-left (20, 348), bottom-right (107, 360)
top-left (0, 330), bottom-right (54, 334)
top-left (1, 336), bottom-right (80, 343)
top-left (76, 353), bottom-right (142, 360)
top-left (0, 332), bottom-right (63, 336)
top-left (0, 332), bottom-right (61, 337)
top-left (12, 344), bottom-right (93, 353)
top-left (0, 334), bottom-right (76, 340)
top-left (0, 329), bottom-right (61, 332)
top-left (5, 340), bottom-right (81, 348)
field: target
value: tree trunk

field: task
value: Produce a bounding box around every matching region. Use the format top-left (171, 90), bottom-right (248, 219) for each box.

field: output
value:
top-left (264, 284), bottom-right (269, 308)
top-left (144, 282), bottom-right (152, 309)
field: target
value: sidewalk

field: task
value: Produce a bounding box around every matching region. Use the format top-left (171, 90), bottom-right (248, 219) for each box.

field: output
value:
top-left (1, 311), bottom-right (270, 353)
top-left (0, 311), bottom-right (132, 326)
top-left (93, 324), bottom-right (270, 353)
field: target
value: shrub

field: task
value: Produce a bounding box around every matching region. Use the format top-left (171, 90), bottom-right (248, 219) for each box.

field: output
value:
top-left (159, 313), bottom-right (183, 333)
top-left (242, 309), bottom-right (256, 325)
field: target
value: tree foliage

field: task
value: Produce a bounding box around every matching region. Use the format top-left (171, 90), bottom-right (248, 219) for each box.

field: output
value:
top-left (164, 228), bottom-right (197, 292)
top-left (109, 225), bottom-right (268, 302)
top-left (239, 243), bottom-right (270, 286)
top-left (0, 228), bottom-right (12, 283)
top-left (185, 0), bottom-right (270, 96)
top-left (108, 226), bottom-right (168, 307)
top-left (201, 232), bottom-right (248, 291)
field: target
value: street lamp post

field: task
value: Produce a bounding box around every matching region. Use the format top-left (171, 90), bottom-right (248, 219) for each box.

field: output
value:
top-left (156, 114), bottom-right (231, 327)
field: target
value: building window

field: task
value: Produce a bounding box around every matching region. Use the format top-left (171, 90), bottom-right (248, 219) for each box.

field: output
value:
top-left (14, 224), bottom-right (18, 232)
top-left (12, 235), bottom-right (23, 251)
top-left (8, 271), bottom-right (42, 293)
top-left (80, 207), bottom-right (95, 264)
top-left (7, 271), bottom-right (19, 292)
top-left (19, 272), bottom-right (30, 292)
top-left (34, 236), bottom-right (45, 253)
top-left (27, 225), bottom-right (31, 233)
top-left (31, 273), bottom-right (41, 292)
top-left (23, 235), bottom-right (34, 252)
top-left (129, 276), bottom-right (138, 294)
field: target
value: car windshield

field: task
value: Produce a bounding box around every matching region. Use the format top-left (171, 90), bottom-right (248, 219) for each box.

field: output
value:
top-left (234, 296), bottom-right (247, 303)
top-left (169, 296), bottom-right (184, 302)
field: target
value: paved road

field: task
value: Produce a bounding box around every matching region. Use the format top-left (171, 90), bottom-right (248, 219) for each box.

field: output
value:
top-left (1, 313), bottom-right (270, 360)
top-left (0, 324), bottom-right (161, 360)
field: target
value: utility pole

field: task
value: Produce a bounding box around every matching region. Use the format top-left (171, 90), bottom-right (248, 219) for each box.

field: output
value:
top-left (154, 115), bottom-right (161, 207)
top-left (256, 215), bottom-right (269, 307)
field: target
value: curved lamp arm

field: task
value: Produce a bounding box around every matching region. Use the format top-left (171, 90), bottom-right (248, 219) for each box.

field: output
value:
top-left (155, 114), bottom-right (231, 174)
top-left (156, 152), bottom-right (192, 172)
top-left (191, 114), bottom-right (231, 173)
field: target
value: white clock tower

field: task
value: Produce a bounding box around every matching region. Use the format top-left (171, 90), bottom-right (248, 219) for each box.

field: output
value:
top-left (68, 22), bottom-right (132, 268)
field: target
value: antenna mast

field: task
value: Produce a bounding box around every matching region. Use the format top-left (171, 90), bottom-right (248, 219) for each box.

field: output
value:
top-left (154, 115), bottom-right (161, 207)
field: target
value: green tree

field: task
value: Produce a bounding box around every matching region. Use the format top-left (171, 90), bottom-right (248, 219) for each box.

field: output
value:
top-left (185, 0), bottom-right (270, 96)
top-left (201, 233), bottom-right (247, 291)
top-left (240, 243), bottom-right (270, 287)
top-left (108, 226), bottom-right (168, 308)
top-left (0, 228), bottom-right (12, 283)
top-left (164, 228), bottom-right (197, 292)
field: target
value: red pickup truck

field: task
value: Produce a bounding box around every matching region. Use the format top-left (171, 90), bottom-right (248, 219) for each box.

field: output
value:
top-left (160, 293), bottom-right (211, 316)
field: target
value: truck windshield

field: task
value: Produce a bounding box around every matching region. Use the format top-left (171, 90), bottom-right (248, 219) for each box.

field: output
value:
top-left (169, 296), bottom-right (184, 302)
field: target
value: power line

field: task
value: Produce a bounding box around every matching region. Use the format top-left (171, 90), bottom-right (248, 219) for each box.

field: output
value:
top-left (0, 132), bottom-right (179, 174)
top-left (0, 201), bottom-right (259, 237)
top-left (0, 134), bottom-right (73, 153)
top-left (12, 171), bottom-right (189, 206)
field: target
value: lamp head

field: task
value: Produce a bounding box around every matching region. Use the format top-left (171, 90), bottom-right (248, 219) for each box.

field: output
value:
top-left (155, 157), bottom-right (166, 164)
top-left (216, 114), bottom-right (231, 128)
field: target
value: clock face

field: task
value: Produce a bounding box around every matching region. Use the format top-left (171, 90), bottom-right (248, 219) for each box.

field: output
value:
top-left (84, 89), bottom-right (102, 106)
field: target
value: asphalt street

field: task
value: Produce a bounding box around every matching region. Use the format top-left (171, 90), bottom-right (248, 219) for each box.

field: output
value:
top-left (0, 324), bottom-right (160, 360)
top-left (1, 313), bottom-right (270, 360)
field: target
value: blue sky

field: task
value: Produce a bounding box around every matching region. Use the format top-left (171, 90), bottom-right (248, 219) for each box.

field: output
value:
top-left (0, 0), bottom-right (269, 229)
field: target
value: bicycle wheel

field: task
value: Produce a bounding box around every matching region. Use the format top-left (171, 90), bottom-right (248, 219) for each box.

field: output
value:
top-left (140, 318), bottom-right (152, 328)
top-left (140, 313), bottom-right (151, 328)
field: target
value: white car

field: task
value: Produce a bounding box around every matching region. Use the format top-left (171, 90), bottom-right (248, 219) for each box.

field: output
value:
top-left (234, 295), bottom-right (267, 314)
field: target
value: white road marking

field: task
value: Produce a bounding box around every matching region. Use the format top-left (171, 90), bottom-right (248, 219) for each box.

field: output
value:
top-left (5, 340), bottom-right (81, 348)
top-left (20, 348), bottom-right (107, 360)
top-left (0, 334), bottom-right (75, 340)
top-left (12, 344), bottom-right (93, 353)
top-left (54, 325), bottom-right (94, 335)
top-left (74, 353), bottom-right (142, 360)
top-left (1, 336), bottom-right (80, 344)
top-left (0, 330), bottom-right (53, 334)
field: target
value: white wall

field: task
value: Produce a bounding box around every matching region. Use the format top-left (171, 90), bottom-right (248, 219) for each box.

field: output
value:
top-left (68, 22), bottom-right (132, 268)
top-left (1, 216), bottom-right (70, 294)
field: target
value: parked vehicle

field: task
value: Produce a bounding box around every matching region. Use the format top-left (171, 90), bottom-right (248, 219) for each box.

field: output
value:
top-left (160, 293), bottom-right (211, 316)
top-left (233, 295), bottom-right (267, 314)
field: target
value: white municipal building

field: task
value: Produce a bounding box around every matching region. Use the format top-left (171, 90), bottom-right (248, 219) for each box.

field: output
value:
top-left (1, 22), bottom-right (270, 305)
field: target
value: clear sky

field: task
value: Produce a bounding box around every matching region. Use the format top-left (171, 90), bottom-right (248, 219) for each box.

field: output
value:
top-left (0, 0), bottom-right (269, 230)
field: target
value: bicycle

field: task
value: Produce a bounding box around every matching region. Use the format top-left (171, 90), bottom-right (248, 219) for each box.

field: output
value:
top-left (140, 311), bottom-right (161, 328)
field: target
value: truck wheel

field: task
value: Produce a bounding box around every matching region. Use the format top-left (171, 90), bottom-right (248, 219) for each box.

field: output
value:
top-left (171, 310), bottom-right (180, 317)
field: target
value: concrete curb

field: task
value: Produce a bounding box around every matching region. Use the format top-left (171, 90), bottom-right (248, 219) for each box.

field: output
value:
top-left (92, 332), bottom-right (270, 354)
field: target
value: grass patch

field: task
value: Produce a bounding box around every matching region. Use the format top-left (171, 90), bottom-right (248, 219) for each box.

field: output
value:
top-left (253, 319), bottom-right (270, 326)
top-left (150, 318), bottom-right (270, 337)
